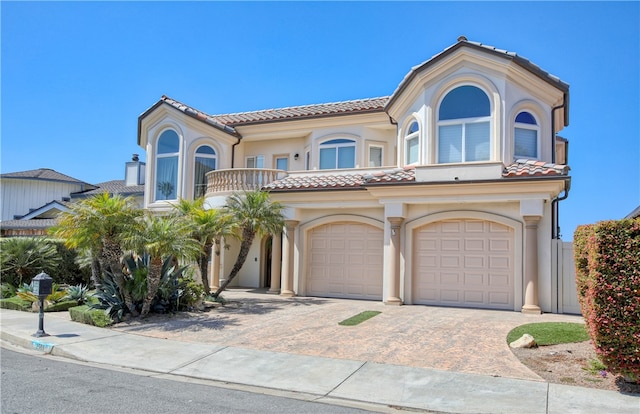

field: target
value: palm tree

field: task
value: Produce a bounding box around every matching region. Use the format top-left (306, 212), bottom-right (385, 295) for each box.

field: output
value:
top-left (211, 190), bottom-right (284, 299)
top-left (123, 213), bottom-right (201, 317)
top-left (0, 237), bottom-right (61, 286)
top-left (49, 193), bottom-right (141, 315)
top-left (172, 198), bottom-right (235, 294)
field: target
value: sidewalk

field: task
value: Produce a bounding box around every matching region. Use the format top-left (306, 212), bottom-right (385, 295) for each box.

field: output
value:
top-left (1, 308), bottom-right (637, 414)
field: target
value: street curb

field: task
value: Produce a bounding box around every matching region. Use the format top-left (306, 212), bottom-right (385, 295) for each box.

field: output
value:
top-left (1, 330), bottom-right (56, 354)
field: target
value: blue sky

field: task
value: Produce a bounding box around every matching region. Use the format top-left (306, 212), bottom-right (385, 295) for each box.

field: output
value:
top-left (2, 1), bottom-right (638, 239)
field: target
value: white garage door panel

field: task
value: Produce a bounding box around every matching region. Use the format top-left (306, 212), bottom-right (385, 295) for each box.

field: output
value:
top-left (414, 219), bottom-right (514, 310)
top-left (307, 222), bottom-right (383, 300)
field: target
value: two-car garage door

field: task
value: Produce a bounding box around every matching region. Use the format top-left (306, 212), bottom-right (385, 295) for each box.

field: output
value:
top-left (413, 219), bottom-right (515, 310)
top-left (307, 222), bottom-right (383, 300)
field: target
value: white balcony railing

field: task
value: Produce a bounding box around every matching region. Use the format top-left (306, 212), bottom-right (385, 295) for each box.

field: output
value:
top-left (205, 168), bottom-right (287, 195)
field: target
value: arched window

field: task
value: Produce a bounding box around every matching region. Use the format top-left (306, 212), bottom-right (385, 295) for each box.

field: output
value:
top-left (405, 121), bottom-right (420, 165)
top-left (319, 139), bottom-right (355, 169)
top-left (194, 145), bottom-right (216, 198)
top-left (514, 111), bottom-right (539, 159)
top-left (437, 85), bottom-right (491, 163)
top-left (155, 130), bottom-right (179, 201)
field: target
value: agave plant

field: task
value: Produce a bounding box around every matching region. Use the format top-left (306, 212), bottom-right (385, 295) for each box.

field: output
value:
top-left (65, 284), bottom-right (89, 305)
top-left (90, 272), bottom-right (127, 322)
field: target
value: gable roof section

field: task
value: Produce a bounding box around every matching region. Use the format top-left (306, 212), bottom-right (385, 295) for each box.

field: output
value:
top-left (18, 200), bottom-right (71, 220)
top-left (385, 37), bottom-right (570, 115)
top-left (1, 168), bottom-right (96, 189)
top-left (138, 95), bottom-right (389, 144)
top-left (264, 160), bottom-right (569, 192)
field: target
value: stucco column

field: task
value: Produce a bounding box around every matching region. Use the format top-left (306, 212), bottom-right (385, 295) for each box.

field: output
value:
top-left (210, 239), bottom-right (221, 291)
top-left (268, 232), bottom-right (282, 294)
top-left (522, 216), bottom-right (542, 314)
top-left (280, 220), bottom-right (299, 297)
top-left (385, 217), bottom-right (404, 305)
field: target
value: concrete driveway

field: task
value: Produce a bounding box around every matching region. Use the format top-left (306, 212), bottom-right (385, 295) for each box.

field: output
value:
top-left (111, 288), bottom-right (585, 381)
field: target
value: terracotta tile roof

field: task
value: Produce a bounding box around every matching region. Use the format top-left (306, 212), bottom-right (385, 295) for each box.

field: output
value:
top-left (265, 161), bottom-right (568, 192)
top-left (1, 168), bottom-right (94, 187)
top-left (502, 159), bottom-right (570, 178)
top-left (209, 97), bottom-right (389, 126)
top-left (158, 95), bottom-right (389, 131)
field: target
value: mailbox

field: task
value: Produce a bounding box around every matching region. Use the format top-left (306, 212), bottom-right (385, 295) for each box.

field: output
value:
top-left (32, 272), bottom-right (53, 297)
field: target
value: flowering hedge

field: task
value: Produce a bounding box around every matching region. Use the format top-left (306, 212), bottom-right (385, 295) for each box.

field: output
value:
top-left (574, 218), bottom-right (640, 382)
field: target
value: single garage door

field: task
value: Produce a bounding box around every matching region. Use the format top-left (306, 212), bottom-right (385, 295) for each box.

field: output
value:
top-left (413, 219), bottom-right (514, 310)
top-left (308, 222), bottom-right (383, 300)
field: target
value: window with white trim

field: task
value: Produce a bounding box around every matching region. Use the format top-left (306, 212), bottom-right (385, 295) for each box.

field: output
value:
top-left (246, 155), bottom-right (265, 168)
top-left (194, 145), bottom-right (216, 198)
top-left (405, 121), bottom-right (419, 165)
top-left (437, 85), bottom-right (491, 163)
top-left (319, 139), bottom-right (355, 169)
top-left (275, 156), bottom-right (289, 171)
top-left (155, 130), bottom-right (179, 201)
top-left (514, 111), bottom-right (539, 159)
top-left (368, 145), bottom-right (383, 167)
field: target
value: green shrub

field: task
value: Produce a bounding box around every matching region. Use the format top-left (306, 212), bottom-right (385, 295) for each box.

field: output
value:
top-left (51, 240), bottom-right (92, 286)
top-left (0, 283), bottom-right (16, 299)
top-left (0, 296), bottom-right (32, 311)
top-left (178, 276), bottom-right (204, 309)
top-left (573, 218), bottom-right (640, 382)
top-left (69, 305), bottom-right (112, 327)
top-left (0, 237), bottom-right (61, 286)
top-left (45, 299), bottom-right (78, 312)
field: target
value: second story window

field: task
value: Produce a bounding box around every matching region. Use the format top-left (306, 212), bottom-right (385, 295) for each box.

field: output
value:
top-left (319, 139), bottom-right (355, 169)
top-left (437, 85), bottom-right (491, 163)
top-left (514, 111), bottom-right (539, 159)
top-left (155, 130), bottom-right (179, 201)
top-left (405, 121), bottom-right (419, 165)
top-left (246, 155), bottom-right (265, 168)
top-left (194, 145), bottom-right (216, 198)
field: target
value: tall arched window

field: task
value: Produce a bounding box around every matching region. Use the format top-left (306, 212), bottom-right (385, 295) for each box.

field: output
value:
top-left (514, 111), bottom-right (539, 159)
top-left (194, 145), bottom-right (216, 198)
top-left (405, 121), bottom-right (420, 165)
top-left (438, 85), bottom-right (491, 163)
top-left (155, 130), bottom-right (179, 201)
top-left (319, 139), bottom-right (355, 169)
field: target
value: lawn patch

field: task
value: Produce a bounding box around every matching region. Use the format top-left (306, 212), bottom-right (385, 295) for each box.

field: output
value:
top-left (339, 311), bottom-right (381, 326)
top-left (507, 322), bottom-right (589, 345)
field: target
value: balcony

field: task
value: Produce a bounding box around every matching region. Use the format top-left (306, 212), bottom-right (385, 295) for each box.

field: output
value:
top-left (205, 168), bottom-right (287, 196)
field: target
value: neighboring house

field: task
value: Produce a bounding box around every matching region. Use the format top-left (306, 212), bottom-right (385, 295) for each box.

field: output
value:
top-left (137, 37), bottom-right (572, 314)
top-left (625, 206), bottom-right (640, 219)
top-left (0, 156), bottom-right (145, 236)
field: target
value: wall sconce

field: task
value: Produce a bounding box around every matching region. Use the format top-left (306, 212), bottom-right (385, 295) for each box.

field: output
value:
top-left (294, 153), bottom-right (299, 161)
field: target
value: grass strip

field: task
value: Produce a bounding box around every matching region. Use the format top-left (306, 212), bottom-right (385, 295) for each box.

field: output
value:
top-left (339, 310), bottom-right (381, 326)
top-left (507, 322), bottom-right (589, 345)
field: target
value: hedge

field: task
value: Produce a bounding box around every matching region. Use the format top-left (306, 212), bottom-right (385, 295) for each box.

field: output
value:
top-left (0, 296), bottom-right (32, 311)
top-left (574, 218), bottom-right (640, 382)
top-left (69, 305), bottom-right (112, 327)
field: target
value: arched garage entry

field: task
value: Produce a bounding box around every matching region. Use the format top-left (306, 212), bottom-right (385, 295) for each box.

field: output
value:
top-left (408, 212), bottom-right (522, 310)
top-left (303, 216), bottom-right (384, 301)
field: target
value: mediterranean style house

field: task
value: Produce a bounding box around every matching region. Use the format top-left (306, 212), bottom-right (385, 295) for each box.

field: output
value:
top-left (137, 37), bottom-right (573, 314)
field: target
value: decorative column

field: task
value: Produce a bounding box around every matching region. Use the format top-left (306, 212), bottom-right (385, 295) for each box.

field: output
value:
top-left (268, 232), bottom-right (282, 294)
top-left (280, 220), bottom-right (299, 297)
top-left (210, 238), bottom-right (221, 291)
top-left (385, 217), bottom-right (404, 305)
top-left (522, 216), bottom-right (542, 314)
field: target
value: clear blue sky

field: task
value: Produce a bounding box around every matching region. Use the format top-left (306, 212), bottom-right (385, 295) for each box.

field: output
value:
top-left (2, 1), bottom-right (638, 239)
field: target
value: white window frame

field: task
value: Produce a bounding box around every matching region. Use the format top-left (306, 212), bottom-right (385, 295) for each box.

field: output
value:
top-left (436, 85), bottom-right (492, 164)
top-left (155, 129), bottom-right (180, 202)
top-left (368, 144), bottom-right (384, 167)
top-left (404, 120), bottom-right (420, 165)
top-left (514, 112), bottom-right (540, 160)
top-left (194, 145), bottom-right (217, 198)
top-left (245, 155), bottom-right (265, 168)
top-left (319, 139), bottom-right (356, 170)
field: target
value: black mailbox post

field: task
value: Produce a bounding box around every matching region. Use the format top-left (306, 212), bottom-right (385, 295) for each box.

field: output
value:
top-left (32, 272), bottom-right (53, 337)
